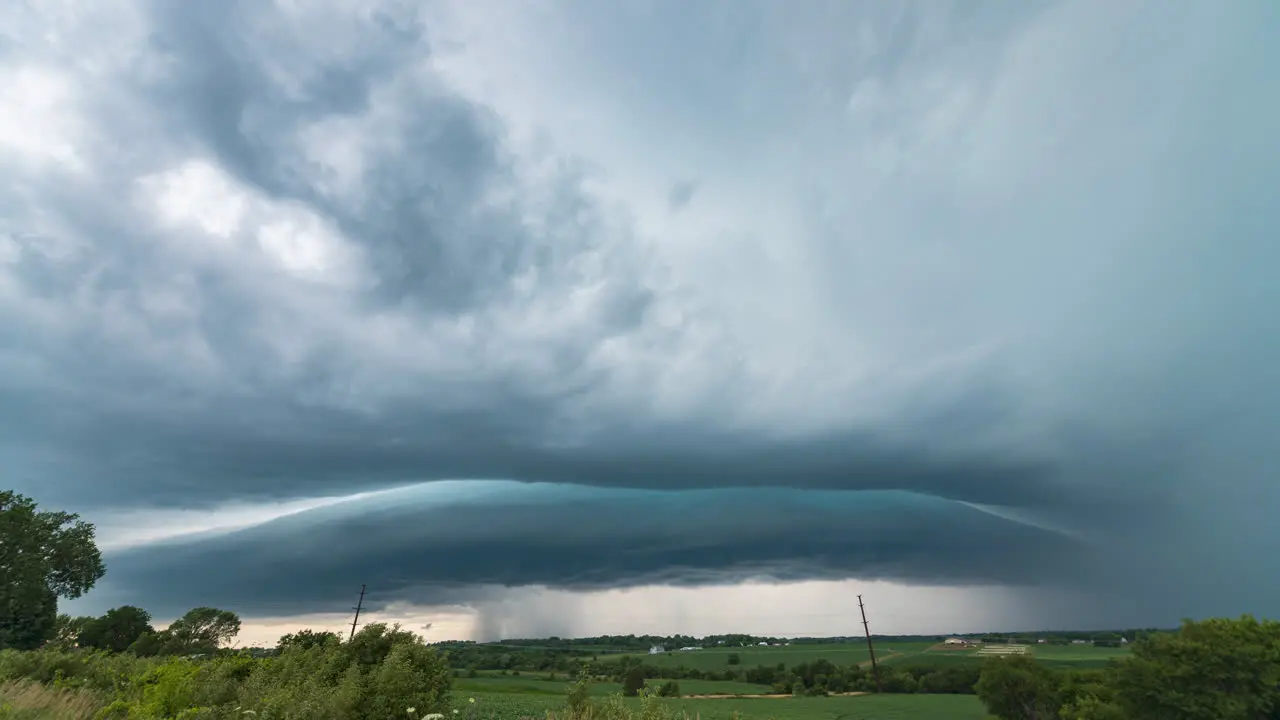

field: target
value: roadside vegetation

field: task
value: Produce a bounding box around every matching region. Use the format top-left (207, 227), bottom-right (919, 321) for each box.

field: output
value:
top-left (4, 490), bottom-right (1278, 718)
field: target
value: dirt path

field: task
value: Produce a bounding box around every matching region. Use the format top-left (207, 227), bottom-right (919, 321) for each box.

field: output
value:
top-left (860, 651), bottom-right (904, 667)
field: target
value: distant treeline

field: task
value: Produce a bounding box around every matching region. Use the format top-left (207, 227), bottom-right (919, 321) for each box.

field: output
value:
top-left (433, 627), bottom-right (1172, 662)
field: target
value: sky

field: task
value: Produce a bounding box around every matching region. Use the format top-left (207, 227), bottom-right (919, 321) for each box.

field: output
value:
top-left (3, 0), bottom-right (1279, 646)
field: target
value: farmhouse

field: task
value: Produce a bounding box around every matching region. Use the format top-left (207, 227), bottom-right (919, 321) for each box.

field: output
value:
top-left (648, 645), bottom-right (665, 654)
top-left (943, 637), bottom-right (976, 646)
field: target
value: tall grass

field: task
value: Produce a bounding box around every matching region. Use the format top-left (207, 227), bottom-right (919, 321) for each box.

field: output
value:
top-left (0, 679), bottom-right (106, 719)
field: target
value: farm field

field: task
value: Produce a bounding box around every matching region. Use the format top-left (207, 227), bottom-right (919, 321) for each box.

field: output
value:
top-left (593, 641), bottom-right (937, 669)
top-left (881, 642), bottom-right (1130, 670)
top-left (454, 691), bottom-right (991, 720)
top-left (456, 676), bottom-right (774, 697)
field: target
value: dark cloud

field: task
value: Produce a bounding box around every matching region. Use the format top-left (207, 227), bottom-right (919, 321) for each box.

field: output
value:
top-left (5, 0), bottom-right (1280, 633)
top-left (87, 483), bottom-right (1091, 619)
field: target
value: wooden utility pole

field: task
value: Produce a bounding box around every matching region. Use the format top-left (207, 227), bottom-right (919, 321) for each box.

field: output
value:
top-left (349, 584), bottom-right (366, 641)
top-left (858, 594), bottom-right (883, 693)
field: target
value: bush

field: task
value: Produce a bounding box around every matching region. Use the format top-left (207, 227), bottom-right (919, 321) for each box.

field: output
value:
top-left (621, 667), bottom-right (645, 697)
top-left (0, 623), bottom-right (453, 720)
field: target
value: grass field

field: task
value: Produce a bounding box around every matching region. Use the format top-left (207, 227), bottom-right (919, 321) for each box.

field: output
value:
top-left (457, 676), bottom-right (774, 697)
top-left (454, 691), bottom-right (990, 719)
top-left (593, 641), bottom-right (937, 670)
top-left (879, 643), bottom-right (1130, 671)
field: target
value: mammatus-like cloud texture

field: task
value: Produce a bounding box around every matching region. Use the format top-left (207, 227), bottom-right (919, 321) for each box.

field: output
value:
top-left (4, 0), bottom-right (1279, 632)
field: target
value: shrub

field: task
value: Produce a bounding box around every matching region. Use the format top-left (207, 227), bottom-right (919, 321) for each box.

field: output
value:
top-left (621, 667), bottom-right (645, 697)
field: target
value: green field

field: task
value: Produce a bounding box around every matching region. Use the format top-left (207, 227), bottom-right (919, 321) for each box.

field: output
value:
top-left (594, 641), bottom-right (937, 670)
top-left (452, 640), bottom-right (1130, 718)
top-left (457, 676), bottom-right (773, 697)
top-left (453, 691), bottom-right (990, 719)
top-left (880, 643), bottom-right (1130, 670)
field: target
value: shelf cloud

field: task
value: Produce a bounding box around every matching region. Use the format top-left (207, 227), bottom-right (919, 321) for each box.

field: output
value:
top-left (5, 0), bottom-right (1279, 635)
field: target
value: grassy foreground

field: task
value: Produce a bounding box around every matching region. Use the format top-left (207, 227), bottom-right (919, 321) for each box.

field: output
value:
top-left (0, 679), bottom-right (106, 720)
top-left (0, 679), bottom-right (988, 720)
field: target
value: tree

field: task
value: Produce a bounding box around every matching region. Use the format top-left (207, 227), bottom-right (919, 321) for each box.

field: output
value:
top-left (128, 630), bottom-right (171, 657)
top-left (51, 614), bottom-right (95, 649)
top-left (975, 656), bottom-right (1061, 720)
top-left (345, 623), bottom-right (423, 668)
top-left (167, 607), bottom-right (241, 651)
top-left (358, 642), bottom-right (453, 719)
top-left (0, 491), bottom-right (105, 650)
top-left (726, 652), bottom-right (740, 665)
top-left (1110, 615), bottom-right (1280, 720)
top-left (622, 666), bottom-right (645, 697)
top-left (79, 605), bottom-right (154, 652)
top-left (277, 629), bottom-right (343, 653)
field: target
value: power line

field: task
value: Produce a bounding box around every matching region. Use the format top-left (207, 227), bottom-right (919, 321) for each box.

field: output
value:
top-left (857, 594), bottom-right (882, 693)
top-left (349, 584), bottom-right (366, 642)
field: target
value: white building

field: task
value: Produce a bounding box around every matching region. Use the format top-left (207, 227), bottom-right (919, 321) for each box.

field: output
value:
top-left (649, 645), bottom-right (665, 655)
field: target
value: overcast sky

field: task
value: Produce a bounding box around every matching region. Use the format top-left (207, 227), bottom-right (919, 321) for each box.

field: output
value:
top-left (4, 0), bottom-right (1278, 645)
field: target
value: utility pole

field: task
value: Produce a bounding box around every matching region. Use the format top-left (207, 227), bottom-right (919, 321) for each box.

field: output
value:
top-left (349, 584), bottom-right (366, 642)
top-left (858, 594), bottom-right (883, 693)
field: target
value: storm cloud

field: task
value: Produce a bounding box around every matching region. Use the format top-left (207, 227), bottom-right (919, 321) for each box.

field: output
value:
top-left (5, 0), bottom-right (1280, 634)
top-left (89, 482), bottom-right (1092, 619)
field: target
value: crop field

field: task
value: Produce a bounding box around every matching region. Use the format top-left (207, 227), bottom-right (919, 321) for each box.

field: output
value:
top-left (453, 691), bottom-right (990, 719)
top-left (456, 676), bottom-right (774, 697)
top-left (881, 642), bottom-right (1130, 670)
top-left (594, 641), bottom-right (937, 669)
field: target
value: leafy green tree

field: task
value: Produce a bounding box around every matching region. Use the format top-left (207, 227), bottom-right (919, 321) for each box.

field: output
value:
top-left (278, 629), bottom-right (343, 653)
top-left (975, 655), bottom-right (1061, 719)
top-left (167, 607), bottom-right (242, 652)
top-left (622, 666), bottom-right (645, 697)
top-left (357, 642), bottom-right (452, 719)
top-left (128, 629), bottom-right (187, 657)
top-left (79, 605), bottom-right (155, 653)
top-left (1056, 668), bottom-right (1122, 719)
top-left (344, 623), bottom-right (422, 668)
top-left (726, 652), bottom-right (740, 665)
top-left (0, 491), bottom-right (105, 650)
top-left (1111, 615), bottom-right (1280, 720)
top-left (656, 679), bottom-right (680, 697)
top-left (50, 613), bottom-right (95, 649)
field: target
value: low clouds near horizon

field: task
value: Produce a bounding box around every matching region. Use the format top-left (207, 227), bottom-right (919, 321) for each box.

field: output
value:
top-left (5, 0), bottom-right (1279, 639)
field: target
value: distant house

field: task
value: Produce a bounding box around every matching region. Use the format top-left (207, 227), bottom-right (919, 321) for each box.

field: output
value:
top-left (649, 645), bottom-right (665, 655)
top-left (758, 641), bottom-right (768, 646)
top-left (677, 646), bottom-right (702, 652)
top-left (1071, 639), bottom-right (1089, 645)
top-left (1120, 638), bottom-right (1129, 644)
top-left (1038, 639), bottom-right (1048, 644)
top-left (944, 638), bottom-right (974, 646)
